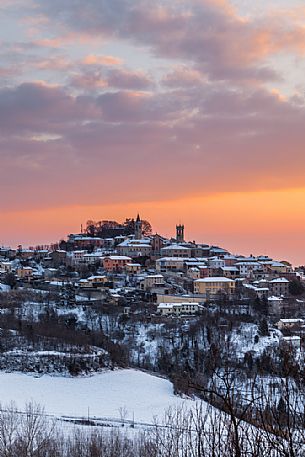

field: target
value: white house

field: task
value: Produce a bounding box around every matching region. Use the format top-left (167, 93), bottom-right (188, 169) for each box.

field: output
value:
top-left (157, 302), bottom-right (201, 316)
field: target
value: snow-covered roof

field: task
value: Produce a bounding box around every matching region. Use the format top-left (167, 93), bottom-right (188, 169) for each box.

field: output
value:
top-left (156, 257), bottom-right (185, 262)
top-left (161, 244), bottom-right (190, 250)
top-left (145, 274), bottom-right (164, 279)
top-left (104, 256), bottom-right (132, 260)
top-left (235, 261), bottom-right (261, 267)
top-left (84, 252), bottom-right (104, 257)
top-left (158, 303), bottom-right (174, 309)
top-left (270, 278), bottom-right (289, 283)
top-left (87, 275), bottom-right (107, 280)
top-left (118, 239), bottom-right (151, 247)
top-left (194, 277), bottom-right (234, 283)
top-left (271, 262), bottom-right (287, 267)
top-left (278, 318), bottom-right (304, 323)
top-left (185, 261), bottom-right (207, 266)
top-left (210, 247), bottom-right (228, 253)
top-left (158, 302), bottom-right (199, 309)
top-left (283, 336), bottom-right (301, 341)
top-left (72, 236), bottom-right (102, 241)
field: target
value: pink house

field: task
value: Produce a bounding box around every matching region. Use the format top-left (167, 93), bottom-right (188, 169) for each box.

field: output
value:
top-left (103, 255), bottom-right (132, 272)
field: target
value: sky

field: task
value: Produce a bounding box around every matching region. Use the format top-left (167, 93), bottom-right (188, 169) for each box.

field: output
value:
top-left (1, 0), bottom-right (305, 264)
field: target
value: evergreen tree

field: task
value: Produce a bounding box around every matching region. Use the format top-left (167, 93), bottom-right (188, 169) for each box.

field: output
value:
top-left (258, 318), bottom-right (269, 336)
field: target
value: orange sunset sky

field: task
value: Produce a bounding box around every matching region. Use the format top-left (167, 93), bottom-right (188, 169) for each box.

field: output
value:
top-left (1, 0), bottom-right (305, 264)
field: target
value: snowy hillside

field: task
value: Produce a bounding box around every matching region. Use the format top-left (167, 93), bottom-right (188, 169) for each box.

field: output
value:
top-left (0, 369), bottom-right (197, 425)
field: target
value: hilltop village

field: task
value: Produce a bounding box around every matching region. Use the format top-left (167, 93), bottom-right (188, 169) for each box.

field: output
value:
top-left (0, 215), bottom-right (304, 383)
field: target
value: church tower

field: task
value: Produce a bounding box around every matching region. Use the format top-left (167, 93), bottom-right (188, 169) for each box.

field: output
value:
top-left (134, 214), bottom-right (142, 239)
top-left (176, 224), bottom-right (184, 243)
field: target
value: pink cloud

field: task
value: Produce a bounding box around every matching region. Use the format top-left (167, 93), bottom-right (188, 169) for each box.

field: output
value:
top-left (162, 65), bottom-right (205, 87)
top-left (106, 68), bottom-right (154, 89)
top-left (33, 0), bottom-right (305, 83)
top-left (1, 77), bottom-right (305, 212)
top-left (71, 71), bottom-right (108, 89)
top-left (82, 54), bottom-right (123, 66)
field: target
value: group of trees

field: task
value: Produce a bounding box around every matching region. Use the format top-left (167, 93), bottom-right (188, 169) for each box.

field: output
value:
top-left (0, 290), bottom-right (127, 374)
top-left (85, 218), bottom-right (152, 238)
top-left (0, 389), bottom-right (304, 457)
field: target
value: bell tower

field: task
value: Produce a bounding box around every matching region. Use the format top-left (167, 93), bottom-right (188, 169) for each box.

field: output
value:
top-left (176, 224), bottom-right (184, 242)
top-left (134, 214), bottom-right (142, 240)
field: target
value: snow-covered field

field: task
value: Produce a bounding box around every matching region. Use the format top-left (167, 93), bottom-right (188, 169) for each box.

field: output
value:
top-left (0, 369), bottom-right (195, 425)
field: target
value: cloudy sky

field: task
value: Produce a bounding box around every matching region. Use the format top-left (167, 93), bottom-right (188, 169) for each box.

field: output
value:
top-left (1, 0), bottom-right (305, 263)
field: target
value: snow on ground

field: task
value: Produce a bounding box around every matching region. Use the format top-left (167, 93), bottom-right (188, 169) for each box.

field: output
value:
top-left (231, 323), bottom-right (281, 359)
top-left (0, 283), bottom-right (10, 292)
top-left (0, 369), bottom-right (196, 424)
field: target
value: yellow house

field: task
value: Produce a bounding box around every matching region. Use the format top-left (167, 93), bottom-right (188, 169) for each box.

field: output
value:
top-left (87, 275), bottom-right (108, 287)
top-left (126, 263), bottom-right (142, 274)
top-left (194, 277), bottom-right (235, 296)
top-left (268, 262), bottom-right (290, 274)
top-left (17, 267), bottom-right (33, 280)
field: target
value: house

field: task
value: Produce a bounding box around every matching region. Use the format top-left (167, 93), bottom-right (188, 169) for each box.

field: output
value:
top-left (269, 278), bottom-right (289, 296)
top-left (87, 275), bottom-right (108, 287)
top-left (17, 249), bottom-right (34, 260)
top-left (44, 268), bottom-right (58, 280)
top-left (187, 267), bottom-right (200, 279)
top-left (208, 257), bottom-right (225, 269)
top-left (235, 261), bottom-right (263, 278)
top-left (82, 252), bottom-right (104, 265)
top-left (276, 319), bottom-right (305, 330)
top-left (151, 234), bottom-right (165, 257)
top-left (79, 279), bottom-right (90, 288)
top-left (194, 277), bottom-right (235, 296)
top-left (243, 283), bottom-right (269, 299)
top-left (140, 274), bottom-right (165, 291)
top-left (17, 266), bottom-right (33, 280)
top-left (157, 302), bottom-right (202, 316)
top-left (160, 244), bottom-right (192, 258)
top-left (156, 257), bottom-right (185, 272)
top-left (223, 255), bottom-right (238, 266)
top-left (209, 246), bottom-right (228, 256)
top-left (268, 261), bottom-right (291, 274)
top-left (190, 245), bottom-right (210, 257)
top-left (117, 239), bottom-right (152, 258)
top-left (126, 263), bottom-right (142, 274)
top-left (220, 266), bottom-right (239, 279)
top-left (68, 235), bottom-right (104, 249)
top-left (102, 255), bottom-right (132, 272)
top-left (67, 250), bottom-right (87, 265)
top-left (282, 336), bottom-right (301, 350)
top-left (0, 261), bottom-right (13, 273)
